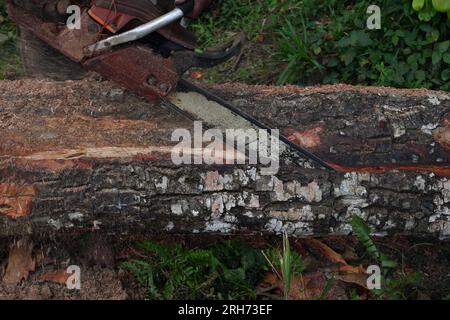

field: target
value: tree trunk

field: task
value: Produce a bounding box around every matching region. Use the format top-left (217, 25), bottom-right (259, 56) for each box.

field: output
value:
top-left (0, 80), bottom-right (448, 238)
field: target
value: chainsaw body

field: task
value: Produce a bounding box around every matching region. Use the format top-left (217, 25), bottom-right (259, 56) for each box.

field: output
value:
top-left (8, 0), bottom-right (242, 101)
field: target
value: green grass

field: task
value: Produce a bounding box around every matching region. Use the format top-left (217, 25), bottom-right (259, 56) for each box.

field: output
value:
top-left (262, 232), bottom-right (304, 300)
top-left (0, 0), bottom-right (23, 80)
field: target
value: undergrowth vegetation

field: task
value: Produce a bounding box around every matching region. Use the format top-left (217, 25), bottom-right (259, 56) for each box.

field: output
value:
top-left (121, 237), bottom-right (307, 300)
top-left (121, 239), bottom-right (268, 300)
top-left (192, 0), bottom-right (450, 90)
top-left (122, 228), bottom-right (450, 300)
top-left (0, 0), bottom-right (22, 80)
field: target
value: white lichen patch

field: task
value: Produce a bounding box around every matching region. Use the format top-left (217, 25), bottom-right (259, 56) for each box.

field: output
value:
top-left (333, 173), bottom-right (371, 225)
top-left (427, 96), bottom-right (441, 106)
top-left (431, 178), bottom-right (450, 217)
top-left (210, 195), bottom-right (224, 217)
top-left (68, 212), bottom-right (84, 221)
top-left (202, 171), bottom-right (236, 192)
top-left (298, 181), bottom-right (323, 202)
top-left (264, 218), bottom-right (313, 236)
top-left (270, 178), bottom-right (323, 203)
top-left (269, 205), bottom-right (314, 222)
top-left (392, 122), bottom-right (406, 138)
top-left (170, 203), bottom-right (183, 215)
top-left (204, 220), bottom-right (234, 233)
top-left (205, 192), bottom-right (261, 217)
top-left (421, 123), bottom-right (439, 135)
top-left (93, 220), bottom-right (102, 230)
top-left (48, 219), bottom-right (62, 230)
top-left (382, 220), bottom-right (396, 230)
top-left (414, 175), bottom-right (426, 191)
top-left (247, 194), bottom-right (260, 208)
top-left (154, 176), bottom-right (169, 193)
top-left (405, 217), bottom-right (416, 231)
top-left (164, 221), bottom-right (174, 231)
top-left (246, 167), bottom-right (258, 181)
top-left (334, 173), bottom-right (368, 198)
top-left (331, 223), bottom-right (353, 234)
top-left (234, 169), bottom-right (250, 186)
top-left (342, 197), bottom-right (369, 208)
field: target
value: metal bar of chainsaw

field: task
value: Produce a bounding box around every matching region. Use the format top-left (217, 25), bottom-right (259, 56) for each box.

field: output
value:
top-left (173, 79), bottom-right (336, 171)
top-left (86, 1), bottom-right (194, 54)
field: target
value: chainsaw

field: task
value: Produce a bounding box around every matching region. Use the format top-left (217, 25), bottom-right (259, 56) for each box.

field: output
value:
top-left (7, 0), bottom-right (334, 170)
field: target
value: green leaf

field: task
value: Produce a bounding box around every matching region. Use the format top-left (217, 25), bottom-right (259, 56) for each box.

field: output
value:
top-left (341, 50), bottom-right (357, 65)
top-left (428, 29), bottom-right (440, 43)
top-left (443, 52), bottom-right (450, 64)
top-left (438, 40), bottom-right (450, 53)
top-left (432, 0), bottom-right (450, 12)
top-left (415, 70), bottom-right (426, 81)
top-left (326, 57), bottom-right (340, 67)
top-left (418, 1), bottom-right (438, 21)
top-left (351, 215), bottom-right (380, 261)
top-left (432, 50), bottom-right (442, 64)
top-left (0, 32), bottom-right (8, 46)
top-left (392, 34), bottom-right (399, 46)
top-left (413, 0), bottom-right (425, 11)
top-left (441, 69), bottom-right (450, 81)
top-left (380, 253), bottom-right (398, 269)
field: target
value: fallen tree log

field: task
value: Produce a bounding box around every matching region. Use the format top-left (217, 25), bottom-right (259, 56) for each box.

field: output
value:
top-left (0, 80), bottom-right (449, 238)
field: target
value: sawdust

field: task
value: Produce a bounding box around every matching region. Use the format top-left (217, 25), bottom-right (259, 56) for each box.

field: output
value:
top-left (212, 82), bottom-right (450, 98)
top-left (0, 79), bottom-right (192, 157)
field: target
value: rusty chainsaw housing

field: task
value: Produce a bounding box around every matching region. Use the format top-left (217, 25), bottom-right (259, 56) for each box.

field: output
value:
top-left (7, 0), bottom-right (242, 102)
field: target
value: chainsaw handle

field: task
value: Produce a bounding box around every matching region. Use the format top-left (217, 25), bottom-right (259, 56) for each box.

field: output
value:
top-left (176, 0), bottom-right (195, 15)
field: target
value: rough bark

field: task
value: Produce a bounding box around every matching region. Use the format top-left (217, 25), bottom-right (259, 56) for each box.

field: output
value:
top-left (0, 80), bottom-right (449, 238)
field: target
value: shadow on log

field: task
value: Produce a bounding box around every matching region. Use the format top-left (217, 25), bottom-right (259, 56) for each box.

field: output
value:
top-left (0, 80), bottom-right (448, 238)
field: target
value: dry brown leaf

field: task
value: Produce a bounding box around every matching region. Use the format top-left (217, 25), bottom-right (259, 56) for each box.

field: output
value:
top-left (321, 236), bottom-right (359, 261)
top-left (341, 247), bottom-right (359, 262)
top-left (289, 272), bottom-right (327, 300)
top-left (258, 272), bottom-right (347, 300)
top-left (302, 238), bottom-right (347, 265)
top-left (338, 264), bottom-right (366, 274)
top-left (40, 269), bottom-right (70, 286)
top-left (2, 238), bottom-right (35, 285)
top-left (335, 273), bottom-right (369, 289)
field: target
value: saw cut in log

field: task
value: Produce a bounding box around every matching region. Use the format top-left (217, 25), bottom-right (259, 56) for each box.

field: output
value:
top-left (0, 80), bottom-right (448, 239)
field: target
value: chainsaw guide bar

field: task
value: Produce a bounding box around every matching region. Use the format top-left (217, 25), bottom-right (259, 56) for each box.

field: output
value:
top-left (165, 79), bottom-right (336, 171)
